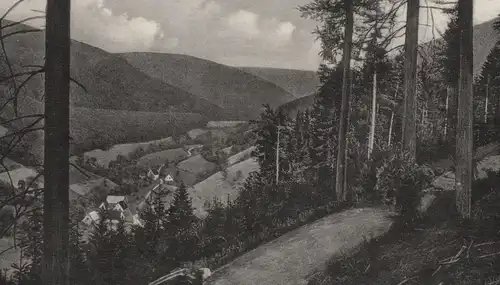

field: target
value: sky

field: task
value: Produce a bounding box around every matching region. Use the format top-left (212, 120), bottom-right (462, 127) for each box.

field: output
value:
top-left (2, 0), bottom-right (500, 71)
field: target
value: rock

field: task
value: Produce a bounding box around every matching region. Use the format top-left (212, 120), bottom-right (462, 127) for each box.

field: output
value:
top-left (431, 171), bottom-right (455, 191)
top-left (418, 193), bottom-right (437, 215)
top-left (476, 155), bottom-right (500, 180)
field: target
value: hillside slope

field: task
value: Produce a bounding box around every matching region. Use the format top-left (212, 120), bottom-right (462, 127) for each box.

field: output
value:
top-left (238, 67), bottom-right (320, 98)
top-left (119, 52), bottom-right (297, 120)
top-left (0, 20), bottom-right (227, 120)
top-left (279, 18), bottom-right (500, 116)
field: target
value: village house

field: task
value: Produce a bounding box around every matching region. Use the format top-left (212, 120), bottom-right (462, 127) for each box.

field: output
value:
top-left (82, 194), bottom-right (143, 229)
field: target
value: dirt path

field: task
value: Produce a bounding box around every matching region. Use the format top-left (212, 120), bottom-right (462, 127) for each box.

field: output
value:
top-left (205, 207), bottom-right (395, 285)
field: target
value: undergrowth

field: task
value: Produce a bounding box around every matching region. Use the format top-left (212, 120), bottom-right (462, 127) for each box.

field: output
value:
top-left (308, 170), bottom-right (500, 285)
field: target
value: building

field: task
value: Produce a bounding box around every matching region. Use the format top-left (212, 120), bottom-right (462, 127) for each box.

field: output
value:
top-left (83, 195), bottom-right (143, 229)
top-left (99, 195), bottom-right (129, 212)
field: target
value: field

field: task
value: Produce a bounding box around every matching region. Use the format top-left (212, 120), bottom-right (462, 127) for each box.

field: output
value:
top-left (187, 129), bottom-right (209, 140)
top-left (0, 158), bottom-right (23, 174)
top-left (136, 148), bottom-right (189, 168)
top-left (177, 154), bottom-right (217, 177)
top-left (0, 167), bottom-right (38, 187)
top-left (206, 121), bottom-right (248, 128)
top-left (189, 157), bottom-right (259, 218)
top-left (227, 147), bottom-right (256, 166)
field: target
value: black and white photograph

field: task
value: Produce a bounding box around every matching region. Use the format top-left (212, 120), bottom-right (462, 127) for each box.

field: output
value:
top-left (0, 0), bottom-right (499, 284)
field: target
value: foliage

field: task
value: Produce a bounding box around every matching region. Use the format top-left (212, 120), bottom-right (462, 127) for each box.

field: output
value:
top-left (438, 4), bottom-right (460, 87)
top-left (374, 146), bottom-right (434, 220)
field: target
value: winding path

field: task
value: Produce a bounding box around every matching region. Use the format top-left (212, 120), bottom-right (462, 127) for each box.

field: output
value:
top-left (205, 207), bottom-right (395, 285)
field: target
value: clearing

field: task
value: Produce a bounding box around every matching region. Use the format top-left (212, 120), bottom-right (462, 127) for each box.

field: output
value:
top-left (189, 157), bottom-right (259, 218)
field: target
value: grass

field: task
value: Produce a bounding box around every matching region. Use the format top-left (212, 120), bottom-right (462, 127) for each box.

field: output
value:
top-left (136, 148), bottom-right (189, 168)
top-left (307, 177), bottom-right (500, 285)
top-left (226, 147), bottom-right (255, 166)
top-left (189, 157), bottom-right (260, 218)
top-left (177, 155), bottom-right (217, 177)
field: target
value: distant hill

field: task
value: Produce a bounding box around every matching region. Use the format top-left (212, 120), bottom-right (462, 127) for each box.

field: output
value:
top-left (279, 18), bottom-right (500, 116)
top-left (0, 20), bottom-right (216, 163)
top-left (119, 52), bottom-right (297, 120)
top-left (0, 20), bottom-right (227, 119)
top-left (238, 67), bottom-right (320, 98)
top-left (1, 96), bottom-right (206, 164)
top-left (278, 92), bottom-right (317, 118)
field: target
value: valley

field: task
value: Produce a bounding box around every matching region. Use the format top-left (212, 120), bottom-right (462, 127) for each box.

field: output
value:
top-left (1, 2), bottom-right (500, 285)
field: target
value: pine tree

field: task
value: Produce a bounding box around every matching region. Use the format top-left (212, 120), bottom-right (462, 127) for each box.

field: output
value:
top-left (252, 105), bottom-right (289, 184)
top-left (167, 182), bottom-right (197, 263)
top-left (69, 223), bottom-right (90, 285)
top-left (478, 42), bottom-right (500, 124)
top-left (401, 0), bottom-right (420, 161)
top-left (438, 4), bottom-right (460, 144)
top-left (200, 198), bottom-right (227, 258)
top-left (455, 0), bottom-right (473, 219)
top-left (88, 210), bottom-right (115, 285)
top-left (15, 206), bottom-right (43, 284)
top-left (169, 182), bottom-right (195, 228)
top-left (308, 67), bottom-right (343, 190)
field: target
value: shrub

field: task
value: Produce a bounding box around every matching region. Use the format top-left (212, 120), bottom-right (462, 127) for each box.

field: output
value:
top-left (375, 149), bottom-right (434, 221)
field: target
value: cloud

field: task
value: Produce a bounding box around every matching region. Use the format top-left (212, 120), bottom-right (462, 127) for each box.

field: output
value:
top-left (227, 10), bottom-right (260, 38)
top-left (221, 9), bottom-right (296, 47)
top-left (1, 0), bottom-right (165, 52)
top-left (276, 22), bottom-right (296, 41)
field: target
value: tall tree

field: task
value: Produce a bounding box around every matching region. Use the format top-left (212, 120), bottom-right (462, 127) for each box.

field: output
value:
top-left (168, 182), bottom-right (197, 263)
top-left (402, 0), bottom-right (419, 161)
top-left (455, 0), bottom-right (473, 219)
top-left (43, 0), bottom-right (71, 284)
top-left (334, 0), bottom-right (354, 201)
top-left (438, 4), bottom-right (460, 144)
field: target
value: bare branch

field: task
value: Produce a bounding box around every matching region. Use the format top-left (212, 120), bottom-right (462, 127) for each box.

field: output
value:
top-left (69, 162), bottom-right (91, 179)
top-left (0, 0), bottom-right (25, 21)
top-left (1, 16), bottom-right (45, 29)
top-left (0, 29), bottom-right (42, 41)
top-left (70, 77), bottom-right (88, 93)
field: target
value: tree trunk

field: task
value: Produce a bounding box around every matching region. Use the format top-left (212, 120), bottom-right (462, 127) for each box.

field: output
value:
top-left (446, 85), bottom-right (458, 145)
top-left (444, 88), bottom-right (449, 139)
top-left (335, 0), bottom-right (353, 201)
top-left (497, 88), bottom-right (500, 124)
top-left (402, 0), bottom-right (419, 161)
top-left (485, 75), bottom-right (489, 123)
top-left (368, 71), bottom-right (377, 159)
top-left (388, 111), bottom-right (394, 147)
top-left (455, 0), bottom-right (473, 220)
top-left (42, 0), bottom-right (71, 284)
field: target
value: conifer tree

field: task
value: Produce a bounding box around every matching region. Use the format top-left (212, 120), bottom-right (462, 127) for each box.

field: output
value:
top-left (168, 182), bottom-right (197, 263)
top-left (16, 206), bottom-right (43, 284)
top-left (69, 223), bottom-right (90, 285)
top-left (478, 42), bottom-right (500, 124)
top-left (169, 182), bottom-right (195, 228)
top-left (252, 105), bottom-right (289, 184)
top-left (438, 4), bottom-right (460, 144)
top-left (87, 210), bottom-right (115, 285)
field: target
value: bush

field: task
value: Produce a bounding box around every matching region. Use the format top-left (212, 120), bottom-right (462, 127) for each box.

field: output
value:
top-left (375, 149), bottom-right (434, 221)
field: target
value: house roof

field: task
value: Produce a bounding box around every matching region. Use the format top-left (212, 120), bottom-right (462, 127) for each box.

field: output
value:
top-left (117, 201), bottom-right (128, 210)
top-left (85, 211), bottom-right (100, 222)
top-left (106, 195), bottom-right (126, 204)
